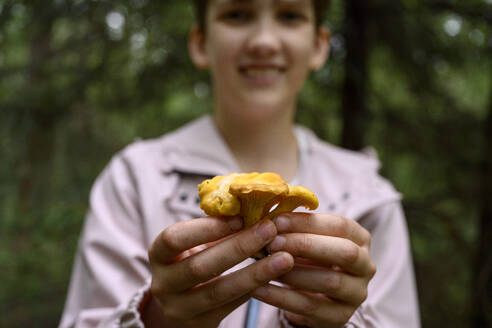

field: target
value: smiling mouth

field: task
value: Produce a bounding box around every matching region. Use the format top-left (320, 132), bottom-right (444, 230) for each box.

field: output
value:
top-left (239, 67), bottom-right (286, 85)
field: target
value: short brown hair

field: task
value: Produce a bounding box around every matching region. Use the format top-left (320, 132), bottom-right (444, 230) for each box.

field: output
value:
top-left (191, 0), bottom-right (330, 32)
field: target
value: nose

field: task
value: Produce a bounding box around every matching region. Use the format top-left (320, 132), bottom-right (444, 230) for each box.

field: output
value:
top-left (246, 16), bottom-right (281, 57)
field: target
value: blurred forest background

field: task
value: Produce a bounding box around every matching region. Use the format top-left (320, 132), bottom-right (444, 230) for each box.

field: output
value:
top-left (0, 0), bottom-right (491, 327)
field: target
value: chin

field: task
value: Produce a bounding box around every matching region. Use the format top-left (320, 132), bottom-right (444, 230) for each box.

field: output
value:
top-left (237, 102), bottom-right (287, 123)
top-left (239, 92), bottom-right (289, 112)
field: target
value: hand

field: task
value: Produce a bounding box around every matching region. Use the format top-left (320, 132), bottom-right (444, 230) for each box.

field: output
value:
top-left (252, 213), bottom-right (376, 328)
top-left (146, 216), bottom-right (295, 328)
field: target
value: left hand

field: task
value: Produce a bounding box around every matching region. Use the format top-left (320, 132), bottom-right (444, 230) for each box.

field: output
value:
top-left (252, 213), bottom-right (376, 328)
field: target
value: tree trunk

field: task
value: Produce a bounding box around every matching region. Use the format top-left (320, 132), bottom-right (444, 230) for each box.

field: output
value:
top-left (340, 0), bottom-right (370, 150)
top-left (17, 4), bottom-right (56, 212)
top-left (471, 68), bottom-right (492, 326)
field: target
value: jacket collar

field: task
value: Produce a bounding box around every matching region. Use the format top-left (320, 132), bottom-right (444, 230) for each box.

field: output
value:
top-left (159, 115), bottom-right (241, 176)
top-left (158, 115), bottom-right (317, 177)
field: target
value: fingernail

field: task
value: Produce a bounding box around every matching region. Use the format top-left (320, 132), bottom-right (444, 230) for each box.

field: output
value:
top-left (228, 217), bottom-right (243, 231)
top-left (270, 253), bottom-right (290, 272)
top-left (254, 286), bottom-right (268, 298)
top-left (268, 236), bottom-right (286, 253)
top-left (274, 216), bottom-right (290, 232)
top-left (257, 220), bottom-right (276, 241)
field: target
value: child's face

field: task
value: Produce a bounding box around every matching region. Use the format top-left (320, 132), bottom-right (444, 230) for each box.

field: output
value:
top-left (189, 0), bottom-right (330, 121)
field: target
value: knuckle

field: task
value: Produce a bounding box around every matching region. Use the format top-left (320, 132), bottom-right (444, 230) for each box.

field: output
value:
top-left (299, 297), bottom-right (319, 316)
top-left (324, 273), bottom-right (342, 293)
top-left (360, 247), bottom-right (376, 277)
top-left (369, 261), bottom-right (377, 277)
top-left (232, 237), bottom-right (251, 258)
top-left (188, 258), bottom-right (209, 281)
top-left (331, 215), bottom-right (349, 237)
top-left (150, 280), bottom-right (165, 296)
top-left (252, 262), bottom-right (270, 285)
top-left (206, 283), bottom-right (222, 303)
top-left (161, 228), bottom-right (181, 253)
top-left (340, 242), bottom-right (359, 265)
top-left (150, 274), bottom-right (174, 295)
top-left (299, 213), bottom-right (311, 225)
top-left (296, 234), bottom-right (314, 254)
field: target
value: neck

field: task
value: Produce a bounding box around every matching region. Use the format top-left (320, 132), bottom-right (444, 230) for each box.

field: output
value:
top-left (213, 108), bottom-right (299, 182)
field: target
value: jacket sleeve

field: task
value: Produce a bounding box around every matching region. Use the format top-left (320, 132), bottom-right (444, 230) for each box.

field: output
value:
top-left (347, 201), bottom-right (421, 327)
top-left (58, 153), bottom-right (151, 328)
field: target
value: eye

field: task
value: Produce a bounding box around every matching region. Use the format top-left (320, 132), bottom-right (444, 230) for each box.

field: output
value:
top-left (278, 10), bottom-right (306, 24)
top-left (221, 9), bottom-right (253, 23)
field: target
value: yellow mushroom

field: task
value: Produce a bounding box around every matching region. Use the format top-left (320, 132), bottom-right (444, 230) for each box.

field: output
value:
top-left (198, 172), bottom-right (319, 259)
top-left (197, 173), bottom-right (243, 217)
top-left (198, 172), bottom-right (318, 227)
top-left (263, 185), bottom-right (319, 220)
top-left (228, 172), bottom-right (289, 227)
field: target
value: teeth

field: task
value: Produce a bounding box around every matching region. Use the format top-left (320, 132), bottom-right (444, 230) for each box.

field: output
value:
top-left (243, 68), bottom-right (281, 77)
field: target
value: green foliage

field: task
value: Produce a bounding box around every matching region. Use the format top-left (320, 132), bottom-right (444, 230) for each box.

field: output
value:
top-left (1, 0), bottom-right (491, 327)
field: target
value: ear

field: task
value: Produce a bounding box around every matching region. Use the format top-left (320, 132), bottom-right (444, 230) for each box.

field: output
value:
top-left (188, 26), bottom-right (209, 69)
top-left (310, 26), bottom-right (331, 71)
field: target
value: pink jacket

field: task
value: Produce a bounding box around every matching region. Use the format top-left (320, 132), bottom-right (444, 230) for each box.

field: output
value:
top-left (59, 116), bottom-right (420, 328)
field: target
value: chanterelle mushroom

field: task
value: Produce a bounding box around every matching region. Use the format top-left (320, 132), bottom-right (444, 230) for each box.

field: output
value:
top-left (228, 173), bottom-right (289, 227)
top-left (198, 172), bottom-right (319, 228)
top-left (263, 185), bottom-right (319, 221)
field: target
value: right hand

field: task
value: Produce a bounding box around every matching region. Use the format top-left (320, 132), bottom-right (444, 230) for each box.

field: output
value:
top-left (145, 216), bottom-right (295, 328)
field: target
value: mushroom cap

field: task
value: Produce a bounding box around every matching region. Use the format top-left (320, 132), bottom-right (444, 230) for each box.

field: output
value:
top-left (264, 185), bottom-right (319, 220)
top-left (229, 172), bottom-right (289, 227)
top-left (198, 173), bottom-right (243, 217)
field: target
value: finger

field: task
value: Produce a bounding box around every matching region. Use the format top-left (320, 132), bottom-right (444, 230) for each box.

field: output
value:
top-left (253, 284), bottom-right (355, 327)
top-left (282, 311), bottom-right (318, 328)
top-left (282, 311), bottom-right (342, 328)
top-left (155, 219), bottom-right (277, 292)
top-left (175, 234), bottom-right (243, 263)
top-left (175, 252), bottom-right (294, 315)
top-left (198, 294), bottom-right (251, 324)
top-left (166, 293), bottom-right (251, 326)
top-left (149, 216), bottom-right (243, 264)
top-left (274, 213), bottom-right (371, 247)
top-left (267, 233), bottom-right (375, 276)
top-left (276, 265), bottom-right (368, 306)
